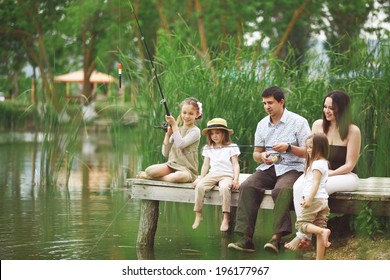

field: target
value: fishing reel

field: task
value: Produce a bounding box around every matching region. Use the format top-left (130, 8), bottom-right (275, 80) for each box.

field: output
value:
top-left (154, 121), bottom-right (169, 132)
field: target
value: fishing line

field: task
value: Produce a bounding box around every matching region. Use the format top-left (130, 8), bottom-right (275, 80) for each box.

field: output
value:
top-left (85, 196), bottom-right (131, 258)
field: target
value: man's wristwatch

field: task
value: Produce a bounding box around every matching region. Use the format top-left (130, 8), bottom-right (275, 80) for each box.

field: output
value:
top-left (286, 143), bottom-right (291, 152)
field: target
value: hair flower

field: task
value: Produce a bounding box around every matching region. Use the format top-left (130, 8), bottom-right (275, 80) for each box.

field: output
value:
top-left (197, 101), bottom-right (203, 116)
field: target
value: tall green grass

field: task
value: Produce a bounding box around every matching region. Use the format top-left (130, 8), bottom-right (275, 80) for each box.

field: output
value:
top-left (130, 33), bottom-right (389, 178)
top-left (37, 101), bottom-right (83, 189)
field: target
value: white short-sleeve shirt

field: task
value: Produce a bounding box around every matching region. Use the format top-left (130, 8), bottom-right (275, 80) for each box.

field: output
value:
top-left (302, 159), bottom-right (329, 199)
top-left (202, 144), bottom-right (240, 177)
top-left (254, 108), bottom-right (311, 175)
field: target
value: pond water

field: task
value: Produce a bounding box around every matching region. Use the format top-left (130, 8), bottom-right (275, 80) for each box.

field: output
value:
top-left (0, 131), bottom-right (302, 260)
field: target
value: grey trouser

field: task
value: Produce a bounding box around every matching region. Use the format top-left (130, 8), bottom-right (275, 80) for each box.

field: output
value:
top-left (235, 166), bottom-right (302, 238)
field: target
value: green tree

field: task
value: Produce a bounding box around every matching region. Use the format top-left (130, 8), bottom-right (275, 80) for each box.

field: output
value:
top-left (317, 0), bottom-right (379, 72)
top-left (0, 0), bottom-right (73, 111)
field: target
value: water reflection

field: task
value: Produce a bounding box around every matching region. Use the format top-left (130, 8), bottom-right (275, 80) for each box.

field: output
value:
top-left (0, 131), bottom-right (302, 260)
top-left (0, 131), bottom-right (141, 260)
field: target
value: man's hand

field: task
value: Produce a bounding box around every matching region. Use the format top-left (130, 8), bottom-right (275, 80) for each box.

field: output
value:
top-left (261, 152), bottom-right (275, 165)
top-left (272, 143), bottom-right (289, 153)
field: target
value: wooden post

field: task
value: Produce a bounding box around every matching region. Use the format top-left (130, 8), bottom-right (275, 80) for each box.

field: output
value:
top-left (136, 200), bottom-right (159, 248)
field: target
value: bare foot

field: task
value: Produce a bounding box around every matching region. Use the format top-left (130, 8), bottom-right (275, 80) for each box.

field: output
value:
top-left (321, 229), bottom-right (331, 248)
top-left (136, 171), bottom-right (149, 179)
top-left (298, 239), bottom-right (312, 250)
top-left (284, 236), bottom-right (301, 250)
top-left (220, 218), bottom-right (229, 232)
top-left (192, 213), bottom-right (203, 229)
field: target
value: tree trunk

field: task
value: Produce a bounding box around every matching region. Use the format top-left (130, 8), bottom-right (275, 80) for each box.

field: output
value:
top-left (16, 0), bottom-right (61, 113)
top-left (258, 0), bottom-right (312, 81)
top-left (235, 15), bottom-right (243, 67)
top-left (194, 0), bottom-right (208, 58)
top-left (82, 31), bottom-right (97, 105)
top-left (194, 0), bottom-right (217, 84)
top-left (272, 0), bottom-right (312, 59)
top-left (12, 72), bottom-right (19, 98)
top-left (31, 75), bottom-right (37, 105)
top-left (157, 0), bottom-right (169, 32)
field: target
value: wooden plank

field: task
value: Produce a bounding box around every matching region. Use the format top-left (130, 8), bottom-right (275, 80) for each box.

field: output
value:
top-left (127, 175), bottom-right (390, 250)
top-left (126, 176), bottom-right (390, 216)
top-left (129, 182), bottom-right (274, 209)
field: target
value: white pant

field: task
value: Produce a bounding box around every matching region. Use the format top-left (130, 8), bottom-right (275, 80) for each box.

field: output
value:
top-left (293, 172), bottom-right (359, 240)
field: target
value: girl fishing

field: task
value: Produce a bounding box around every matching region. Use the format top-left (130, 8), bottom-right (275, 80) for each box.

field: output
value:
top-left (137, 97), bottom-right (203, 183)
top-left (285, 133), bottom-right (331, 260)
top-left (192, 118), bottom-right (240, 231)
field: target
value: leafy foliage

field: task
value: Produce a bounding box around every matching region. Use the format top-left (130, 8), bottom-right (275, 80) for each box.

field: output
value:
top-left (350, 204), bottom-right (389, 237)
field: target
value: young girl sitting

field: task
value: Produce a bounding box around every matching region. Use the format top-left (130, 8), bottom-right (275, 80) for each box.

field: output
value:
top-left (137, 97), bottom-right (202, 183)
top-left (192, 118), bottom-right (240, 232)
top-left (285, 133), bottom-right (331, 260)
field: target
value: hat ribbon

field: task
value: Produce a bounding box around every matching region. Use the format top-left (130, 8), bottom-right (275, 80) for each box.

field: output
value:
top-left (207, 124), bottom-right (228, 129)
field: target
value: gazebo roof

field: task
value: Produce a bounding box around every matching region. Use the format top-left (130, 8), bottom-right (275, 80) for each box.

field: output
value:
top-left (54, 70), bottom-right (117, 84)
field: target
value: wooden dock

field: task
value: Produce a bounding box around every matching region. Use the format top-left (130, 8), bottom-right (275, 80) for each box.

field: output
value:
top-left (127, 175), bottom-right (390, 249)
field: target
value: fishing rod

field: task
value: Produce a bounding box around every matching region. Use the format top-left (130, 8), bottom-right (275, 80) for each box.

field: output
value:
top-left (129, 1), bottom-right (170, 132)
top-left (201, 145), bottom-right (276, 150)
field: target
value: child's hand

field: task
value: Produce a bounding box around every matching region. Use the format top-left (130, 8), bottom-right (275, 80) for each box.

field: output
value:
top-left (232, 179), bottom-right (239, 190)
top-left (165, 115), bottom-right (177, 133)
top-left (192, 178), bottom-right (200, 187)
top-left (300, 197), bottom-right (312, 208)
top-left (165, 115), bottom-right (176, 126)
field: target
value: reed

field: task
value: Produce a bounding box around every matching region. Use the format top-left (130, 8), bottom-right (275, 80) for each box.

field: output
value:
top-left (131, 34), bottom-right (389, 178)
top-left (37, 101), bottom-right (84, 189)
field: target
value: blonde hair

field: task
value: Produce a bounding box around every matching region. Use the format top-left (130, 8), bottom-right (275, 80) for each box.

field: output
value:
top-left (177, 97), bottom-right (203, 124)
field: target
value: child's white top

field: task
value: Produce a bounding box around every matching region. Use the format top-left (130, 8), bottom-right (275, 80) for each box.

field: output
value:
top-left (302, 159), bottom-right (329, 199)
top-left (202, 144), bottom-right (240, 177)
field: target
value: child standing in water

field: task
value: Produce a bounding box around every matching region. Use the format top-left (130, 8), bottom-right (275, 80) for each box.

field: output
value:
top-left (137, 97), bottom-right (202, 183)
top-left (285, 133), bottom-right (331, 260)
top-left (192, 118), bottom-right (240, 231)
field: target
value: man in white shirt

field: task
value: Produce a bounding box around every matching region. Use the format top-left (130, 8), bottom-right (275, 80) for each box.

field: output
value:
top-left (228, 86), bottom-right (310, 254)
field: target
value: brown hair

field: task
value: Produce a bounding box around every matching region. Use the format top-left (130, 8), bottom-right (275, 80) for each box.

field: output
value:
top-left (322, 90), bottom-right (352, 140)
top-left (305, 133), bottom-right (329, 173)
top-left (262, 86), bottom-right (286, 108)
top-left (205, 129), bottom-right (232, 146)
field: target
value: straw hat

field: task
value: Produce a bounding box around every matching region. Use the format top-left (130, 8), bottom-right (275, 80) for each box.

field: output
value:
top-left (201, 118), bottom-right (234, 135)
